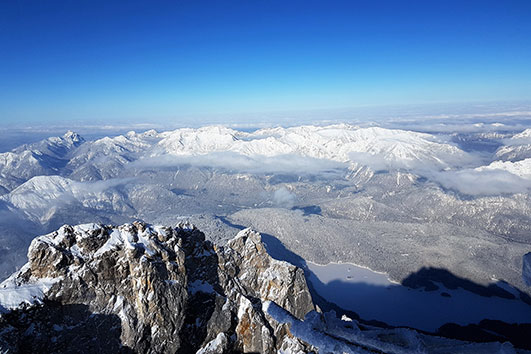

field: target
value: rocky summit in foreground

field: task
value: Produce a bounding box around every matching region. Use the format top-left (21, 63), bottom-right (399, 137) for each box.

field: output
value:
top-left (0, 222), bottom-right (525, 353)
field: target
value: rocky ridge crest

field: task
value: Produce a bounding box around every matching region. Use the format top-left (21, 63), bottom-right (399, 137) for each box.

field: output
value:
top-left (0, 222), bottom-right (314, 353)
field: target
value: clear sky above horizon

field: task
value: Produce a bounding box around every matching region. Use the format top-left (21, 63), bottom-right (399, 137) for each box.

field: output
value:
top-left (1, 0), bottom-right (531, 125)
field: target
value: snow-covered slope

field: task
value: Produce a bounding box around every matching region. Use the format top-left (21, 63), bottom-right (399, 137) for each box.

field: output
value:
top-left (512, 128), bottom-right (531, 141)
top-left (495, 128), bottom-right (531, 162)
top-left (476, 158), bottom-right (531, 180)
top-left (496, 144), bottom-right (531, 162)
top-left (0, 175), bottom-right (134, 223)
top-left (5, 176), bottom-right (82, 210)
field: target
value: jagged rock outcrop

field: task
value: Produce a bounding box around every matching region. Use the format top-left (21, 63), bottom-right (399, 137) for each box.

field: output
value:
top-left (1, 222), bottom-right (527, 354)
top-left (0, 222), bottom-right (314, 353)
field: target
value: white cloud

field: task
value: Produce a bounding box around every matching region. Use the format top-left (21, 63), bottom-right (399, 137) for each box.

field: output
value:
top-left (431, 169), bottom-right (531, 196)
top-left (272, 187), bottom-right (296, 208)
top-left (130, 152), bottom-right (347, 176)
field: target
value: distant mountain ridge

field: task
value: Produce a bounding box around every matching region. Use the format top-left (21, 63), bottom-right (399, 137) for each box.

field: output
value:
top-left (3, 125), bottom-right (531, 196)
top-left (0, 124), bottom-right (477, 193)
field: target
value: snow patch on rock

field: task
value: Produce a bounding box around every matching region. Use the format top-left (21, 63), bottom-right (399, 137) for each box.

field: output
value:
top-left (0, 264), bottom-right (60, 312)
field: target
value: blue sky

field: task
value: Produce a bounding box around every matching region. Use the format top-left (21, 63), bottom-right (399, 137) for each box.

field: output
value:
top-left (1, 0), bottom-right (530, 125)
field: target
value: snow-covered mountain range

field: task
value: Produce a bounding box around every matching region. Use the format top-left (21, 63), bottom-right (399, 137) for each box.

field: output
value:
top-left (158, 125), bottom-right (471, 169)
top-left (2, 124), bottom-right (531, 194)
top-left (0, 125), bottom-right (477, 192)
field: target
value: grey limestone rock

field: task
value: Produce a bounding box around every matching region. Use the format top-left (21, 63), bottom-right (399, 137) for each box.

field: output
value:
top-left (0, 222), bottom-right (315, 353)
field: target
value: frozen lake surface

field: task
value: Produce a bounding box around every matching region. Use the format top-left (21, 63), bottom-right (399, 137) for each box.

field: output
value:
top-left (305, 261), bottom-right (531, 331)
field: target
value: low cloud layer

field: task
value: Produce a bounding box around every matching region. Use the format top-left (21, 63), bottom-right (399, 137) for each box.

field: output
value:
top-left (130, 152), bottom-right (348, 177)
top-left (431, 169), bottom-right (531, 196)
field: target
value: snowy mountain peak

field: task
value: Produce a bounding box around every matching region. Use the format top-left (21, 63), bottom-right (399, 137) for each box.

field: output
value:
top-left (62, 130), bottom-right (84, 145)
top-left (158, 126), bottom-right (238, 155)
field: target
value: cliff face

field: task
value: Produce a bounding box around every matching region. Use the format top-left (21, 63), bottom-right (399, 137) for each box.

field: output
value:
top-left (0, 222), bottom-right (314, 353)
